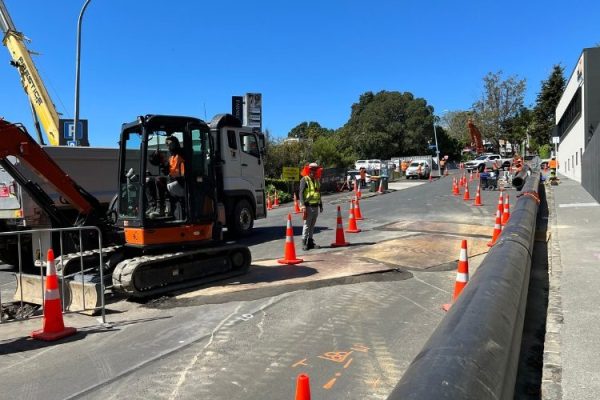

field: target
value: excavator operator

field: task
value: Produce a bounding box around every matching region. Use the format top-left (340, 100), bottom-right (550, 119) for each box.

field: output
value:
top-left (146, 136), bottom-right (186, 219)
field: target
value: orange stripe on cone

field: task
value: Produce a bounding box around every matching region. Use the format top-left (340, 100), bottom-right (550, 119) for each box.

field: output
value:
top-left (346, 200), bottom-right (361, 233)
top-left (442, 240), bottom-right (469, 311)
top-left (501, 193), bottom-right (511, 224)
top-left (295, 374), bottom-right (311, 400)
top-left (473, 184), bottom-right (483, 206)
top-left (487, 209), bottom-right (503, 247)
top-left (277, 214), bottom-right (303, 265)
top-left (31, 249), bottom-right (77, 341)
top-left (331, 206), bottom-right (350, 247)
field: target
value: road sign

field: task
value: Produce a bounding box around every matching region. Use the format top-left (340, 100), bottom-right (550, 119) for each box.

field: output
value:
top-left (282, 167), bottom-right (300, 181)
top-left (428, 144), bottom-right (437, 150)
top-left (552, 136), bottom-right (560, 144)
top-left (58, 119), bottom-right (89, 146)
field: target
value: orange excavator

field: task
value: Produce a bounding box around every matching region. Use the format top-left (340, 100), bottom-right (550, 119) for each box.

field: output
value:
top-left (0, 115), bottom-right (253, 301)
top-left (467, 119), bottom-right (485, 154)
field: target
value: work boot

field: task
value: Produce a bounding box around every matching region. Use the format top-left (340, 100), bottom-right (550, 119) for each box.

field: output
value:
top-left (308, 239), bottom-right (320, 249)
top-left (302, 238), bottom-right (309, 251)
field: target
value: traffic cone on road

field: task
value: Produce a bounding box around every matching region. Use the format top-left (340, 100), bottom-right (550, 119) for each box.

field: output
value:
top-left (463, 181), bottom-right (471, 201)
top-left (354, 196), bottom-right (364, 220)
top-left (295, 374), bottom-right (311, 400)
top-left (277, 214), bottom-right (303, 265)
top-left (442, 240), bottom-right (470, 311)
top-left (377, 179), bottom-right (385, 194)
top-left (31, 249), bottom-right (77, 341)
top-left (293, 193), bottom-right (302, 214)
top-left (496, 192), bottom-right (504, 222)
top-left (473, 184), bottom-right (483, 206)
top-left (429, 173), bottom-right (433, 183)
top-left (487, 209), bottom-right (503, 247)
top-left (346, 200), bottom-right (361, 233)
top-left (469, 171), bottom-right (474, 182)
top-left (331, 206), bottom-right (350, 247)
top-left (452, 177), bottom-right (460, 196)
top-left (267, 193), bottom-right (273, 211)
top-left (356, 181), bottom-right (362, 198)
top-left (444, 167), bottom-right (449, 177)
top-left (273, 191), bottom-right (280, 208)
top-left (502, 193), bottom-right (511, 225)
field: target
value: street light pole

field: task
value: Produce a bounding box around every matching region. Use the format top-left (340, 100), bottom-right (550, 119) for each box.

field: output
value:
top-left (433, 116), bottom-right (441, 177)
top-left (73, 0), bottom-right (92, 146)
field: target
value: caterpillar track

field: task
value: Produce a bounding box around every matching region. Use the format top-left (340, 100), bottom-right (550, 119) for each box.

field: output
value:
top-left (111, 244), bottom-right (251, 298)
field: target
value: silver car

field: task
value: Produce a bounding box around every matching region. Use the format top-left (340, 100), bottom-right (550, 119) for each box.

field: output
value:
top-left (405, 160), bottom-right (431, 179)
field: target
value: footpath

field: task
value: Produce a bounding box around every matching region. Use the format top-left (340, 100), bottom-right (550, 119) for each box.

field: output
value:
top-left (544, 175), bottom-right (600, 400)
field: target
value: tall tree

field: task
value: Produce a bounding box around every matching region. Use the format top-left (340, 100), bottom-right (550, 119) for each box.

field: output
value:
top-left (287, 121), bottom-right (332, 141)
top-left (529, 64), bottom-right (566, 147)
top-left (442, 110), bottom-right (475, 145)
top-left (339, 90), bottom-right (434, 159)
top-left (472, 71), bottom-right (526, 149)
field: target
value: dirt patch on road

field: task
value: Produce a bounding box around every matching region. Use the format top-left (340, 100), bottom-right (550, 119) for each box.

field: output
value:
top-left (379, 220), bottom-right (491, 238)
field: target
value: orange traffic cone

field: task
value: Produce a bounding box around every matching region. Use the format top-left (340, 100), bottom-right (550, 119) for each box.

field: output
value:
top-left (444, 167), bottom-right (449, 177)
top-left (294, 193), bottom-right (302, 214)
top-left (354, 196), bottom-right (364, 220)
top-left (473, 184), bottom-right (483, 206)
top-left (429, 173), bottom-right (433, 183)
top-left (501, 193), bottom-right (511, 224)
top-left (356, 181), bottom-right (362, 198)
top-left (377, 179), bottom-right (384, 194)
top-left (442, 240), bottom-right (470, 311)
top-left (267, 193), bottom-right (273, 211)
top-left (496, 192), bottom-right (504, 222)
top-left (452, 177), bottom-right (460, 196)
top-left (463, 181), bottom-right (471, 201)
top-left (277, 214), bottom-right (303, 265)
top-left (469, 171), bottom-right (474, 182)
top-left (346, 200), bottom-right (361, 233)
top-left (353, 179), bottom-right (357, 195)
top-left (331, 206), bottom-right (350, 247)
top-left (273, 191), bottom-right (280, 208)
top-left (31, 249), bottom-right (77, 341)
top-left (487, 209), bottom-right (503, 247)
top-left (295, 374), bottom-right (311, 400)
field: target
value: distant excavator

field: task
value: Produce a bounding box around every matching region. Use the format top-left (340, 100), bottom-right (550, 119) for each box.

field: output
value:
top-left (467, 119), bottom-right (485, 154)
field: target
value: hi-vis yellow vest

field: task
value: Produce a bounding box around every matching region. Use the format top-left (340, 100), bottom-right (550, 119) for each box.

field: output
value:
top-left (304, 176), bottom-right (321, 204)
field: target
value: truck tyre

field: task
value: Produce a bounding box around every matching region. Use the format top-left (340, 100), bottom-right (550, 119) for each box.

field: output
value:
top-left (478, 164), bottom-right (485, 173)
top-left (229, 199), bottom-right (254, 237)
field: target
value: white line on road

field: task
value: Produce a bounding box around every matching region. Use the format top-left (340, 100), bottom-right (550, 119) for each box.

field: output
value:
top-left (558, 202), bottom-right (599, 208)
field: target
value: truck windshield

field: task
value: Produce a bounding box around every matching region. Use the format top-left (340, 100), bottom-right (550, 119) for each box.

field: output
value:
top-left (475, 155), bottom-right (487, 160)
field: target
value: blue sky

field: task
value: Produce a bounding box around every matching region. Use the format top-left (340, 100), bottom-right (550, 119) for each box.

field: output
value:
top-left (1, 0), bottom-right (598, 147)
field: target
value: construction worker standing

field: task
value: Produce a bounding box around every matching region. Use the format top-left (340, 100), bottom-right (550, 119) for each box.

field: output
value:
top-left (299, 162), bottom-right (323, 250)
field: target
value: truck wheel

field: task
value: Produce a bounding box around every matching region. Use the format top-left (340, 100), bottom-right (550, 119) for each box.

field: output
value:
top-left (229, 199), bottom-right (254, 237)
top-left (478, 164), bottom-right (485, 173)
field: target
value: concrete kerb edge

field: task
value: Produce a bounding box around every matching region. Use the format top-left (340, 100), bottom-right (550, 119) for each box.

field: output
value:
top-left (541, 184), bottom-right (563, 400)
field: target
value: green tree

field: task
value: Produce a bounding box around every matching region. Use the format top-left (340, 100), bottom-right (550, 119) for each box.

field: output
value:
top-left (442, 110), bottom-right (474, 147)
top-left (472, 71), bottom-right (527, 149)
top-left (311, 134), bottom-right (353, 168)
top-left (529, 64), bottom-right (566, 147)
top-left (339, 91), bottom-right (435, 159)
top-left (288, 121), bottom-right (333, 141)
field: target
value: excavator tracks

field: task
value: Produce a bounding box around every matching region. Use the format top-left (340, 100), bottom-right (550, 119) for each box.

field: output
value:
top-left (56, 245), bottom-right (123, 278)
top-left (111, 244), bottom-right (251, 298)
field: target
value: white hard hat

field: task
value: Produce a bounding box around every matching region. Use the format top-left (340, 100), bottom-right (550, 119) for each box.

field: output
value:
top-left (309, 162), bottom-right (319, 168)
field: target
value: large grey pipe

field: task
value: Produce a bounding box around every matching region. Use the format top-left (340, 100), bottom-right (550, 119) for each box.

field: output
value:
top-left (387, 171), bottom-right (541, 400)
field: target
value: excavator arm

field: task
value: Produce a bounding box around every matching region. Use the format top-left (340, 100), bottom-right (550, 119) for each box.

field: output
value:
top-left (467, 119), bottom-right (485, 154)
top-left (0, 119), bottom-right (100, 222)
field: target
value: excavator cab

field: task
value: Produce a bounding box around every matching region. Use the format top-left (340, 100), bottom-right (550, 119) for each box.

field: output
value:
top-left (117, 115), bottom-right (220, 248)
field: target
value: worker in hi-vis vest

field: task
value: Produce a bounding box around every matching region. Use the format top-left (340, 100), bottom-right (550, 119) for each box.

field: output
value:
top-left (298, 162), bottom-right (323, 250)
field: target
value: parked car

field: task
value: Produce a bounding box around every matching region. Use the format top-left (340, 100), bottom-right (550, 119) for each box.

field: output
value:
top-left (464, 154), bottom-right (512, 172)
top-left (405, 160), bottom-right (431, 179)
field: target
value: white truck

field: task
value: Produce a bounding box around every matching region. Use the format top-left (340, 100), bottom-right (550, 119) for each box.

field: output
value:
top-left (464, 154), bottom-right (512, 173)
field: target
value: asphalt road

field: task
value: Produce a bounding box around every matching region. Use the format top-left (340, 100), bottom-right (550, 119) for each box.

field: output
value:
top-left (0, 175), bottom-right (514, 399)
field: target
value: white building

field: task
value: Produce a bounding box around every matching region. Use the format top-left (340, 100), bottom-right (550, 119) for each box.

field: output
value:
top-left (555, 47), bottom-right (600, 183)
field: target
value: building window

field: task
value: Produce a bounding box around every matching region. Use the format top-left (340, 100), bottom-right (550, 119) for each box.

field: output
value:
top-left (576, 151), bottom-right (578, 166)
top-left (572, 155), bottom-right (574, 169)
top-left (557, 86), bottom-right (582, 138)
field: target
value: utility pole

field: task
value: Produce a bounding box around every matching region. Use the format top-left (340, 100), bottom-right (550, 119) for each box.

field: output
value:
top-left (73, 0), bottom-right (92, 146)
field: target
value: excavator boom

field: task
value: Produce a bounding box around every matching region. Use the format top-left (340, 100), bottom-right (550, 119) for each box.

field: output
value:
top-left (467, 119), bottom-right (485, 154)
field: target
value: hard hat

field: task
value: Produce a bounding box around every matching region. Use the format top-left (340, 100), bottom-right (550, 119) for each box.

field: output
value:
top-left (309, 162), bottom-right (318, 169)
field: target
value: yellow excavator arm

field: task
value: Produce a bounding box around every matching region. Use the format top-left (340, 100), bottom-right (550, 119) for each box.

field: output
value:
top-left (1, 0), bottom-right (60, 145)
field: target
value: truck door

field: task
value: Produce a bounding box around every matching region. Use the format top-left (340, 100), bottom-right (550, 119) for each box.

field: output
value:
top-left (239, 131), bottom-right (265, 218)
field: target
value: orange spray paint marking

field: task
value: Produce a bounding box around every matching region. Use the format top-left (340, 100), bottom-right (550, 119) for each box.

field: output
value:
top-left (351, 344), bottom-right (370, 353)
top-left (318, 351), bottom-right (353, 363)
top-left (291, 358), bottom-right (308, 368)
top-left (343, 358), bottom-right (353, 369)
top-left (323, 373), bottom-right (342, 390)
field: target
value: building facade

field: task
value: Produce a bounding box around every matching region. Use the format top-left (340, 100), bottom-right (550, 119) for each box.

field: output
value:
top-left (555, 47), bottom-right (600, 186)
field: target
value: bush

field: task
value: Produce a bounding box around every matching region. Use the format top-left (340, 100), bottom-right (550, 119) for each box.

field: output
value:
top-left (538, 144), bottom-right (551, 159)
top-left (265, 179), bottom-right (294, 203)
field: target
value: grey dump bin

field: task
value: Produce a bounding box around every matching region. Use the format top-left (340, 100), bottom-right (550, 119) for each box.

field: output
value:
top-left (370, 180), bottom-right (377, 192)
top-left (383, 177), bottom-right (389, 190)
